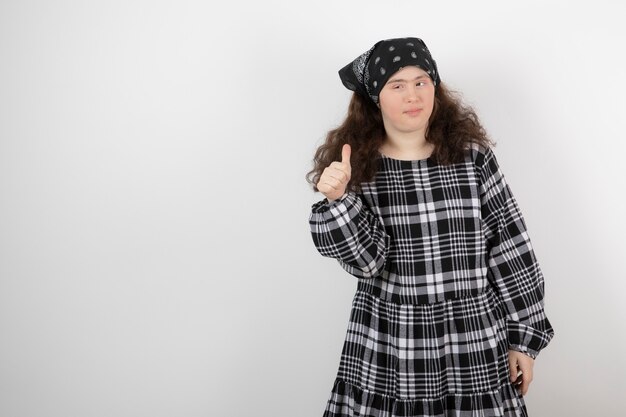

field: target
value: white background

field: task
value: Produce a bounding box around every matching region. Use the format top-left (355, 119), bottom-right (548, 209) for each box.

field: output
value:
top-left (1, 1), bottom-right (624, 416)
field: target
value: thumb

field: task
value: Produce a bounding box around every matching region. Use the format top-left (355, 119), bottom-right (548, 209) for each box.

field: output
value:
top-left (341, 144), bottom-right (351, 166)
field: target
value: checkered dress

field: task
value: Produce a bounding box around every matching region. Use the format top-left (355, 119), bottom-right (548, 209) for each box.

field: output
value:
top-left (309, 143), bottom-right (555, 417)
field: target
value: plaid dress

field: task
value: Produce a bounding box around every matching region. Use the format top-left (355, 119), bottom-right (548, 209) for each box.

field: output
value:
top-left (309, 143), bottom-right (555, 417)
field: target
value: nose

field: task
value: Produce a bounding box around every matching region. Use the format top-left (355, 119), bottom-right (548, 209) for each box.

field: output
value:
top-left (405, 85), bottom-right (419, 102)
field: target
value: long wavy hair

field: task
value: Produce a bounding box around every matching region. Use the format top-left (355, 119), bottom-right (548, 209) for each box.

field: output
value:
top-left (305, 81), bottom-right (496, 194)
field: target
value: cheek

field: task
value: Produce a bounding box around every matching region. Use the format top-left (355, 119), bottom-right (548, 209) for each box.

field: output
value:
top-left (381, 98), bottom-right (402, 115)
top-left (379, 100), bottom-right (395, 117)
top-left (427, 98), bottom-right (435, 111)
top-left (423, 94), bottom-right (435, 112)
top-left (385, 105), bottom-right (403, 120)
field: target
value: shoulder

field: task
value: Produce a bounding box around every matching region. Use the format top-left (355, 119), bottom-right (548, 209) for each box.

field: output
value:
top-left (467, 141), bottom-right (497, 171)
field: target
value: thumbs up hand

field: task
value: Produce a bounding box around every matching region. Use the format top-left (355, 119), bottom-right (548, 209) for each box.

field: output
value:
top-left (316, 144), bottom-right (352, 203)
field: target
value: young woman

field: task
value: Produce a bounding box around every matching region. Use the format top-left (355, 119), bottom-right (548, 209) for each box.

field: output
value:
top-left (306, 37), bottom-right (555, 417)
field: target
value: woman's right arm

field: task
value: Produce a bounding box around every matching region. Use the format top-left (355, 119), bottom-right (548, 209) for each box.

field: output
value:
top-left (308, 190), bottom-right (391, 279)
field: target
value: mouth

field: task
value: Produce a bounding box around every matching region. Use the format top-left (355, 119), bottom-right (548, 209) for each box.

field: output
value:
top-left (405, 109), bottom-right (422, 115)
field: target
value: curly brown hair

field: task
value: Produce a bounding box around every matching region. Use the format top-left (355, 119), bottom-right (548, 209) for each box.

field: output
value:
top-left (305, 81), bottom-right (496, 194)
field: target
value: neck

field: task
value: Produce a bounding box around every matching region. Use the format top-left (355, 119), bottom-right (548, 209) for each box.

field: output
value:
top-left (379, 131), bottom-right (433, 159)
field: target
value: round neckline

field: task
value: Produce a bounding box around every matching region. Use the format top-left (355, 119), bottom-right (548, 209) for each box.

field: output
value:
top-left (378, 150), bottom-right (432, 163)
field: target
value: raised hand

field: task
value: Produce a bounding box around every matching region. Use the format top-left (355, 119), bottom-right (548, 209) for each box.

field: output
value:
top-left (316, 144), bottom-right (352, 203)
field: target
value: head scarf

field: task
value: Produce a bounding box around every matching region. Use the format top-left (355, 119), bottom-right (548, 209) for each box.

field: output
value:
top-left (338, 37), bottom-right (440, 105)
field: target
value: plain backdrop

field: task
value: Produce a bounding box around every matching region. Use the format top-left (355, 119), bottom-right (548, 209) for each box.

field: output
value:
top-left (1, 1), bottom-right (625, 416)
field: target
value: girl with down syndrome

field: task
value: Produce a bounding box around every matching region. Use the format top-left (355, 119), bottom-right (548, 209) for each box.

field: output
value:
top-left (306, 37), bottom-right (555, 417)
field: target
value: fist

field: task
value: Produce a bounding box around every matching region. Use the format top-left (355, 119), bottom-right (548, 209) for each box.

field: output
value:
top-left (316, 144), bottom-right (352, 203)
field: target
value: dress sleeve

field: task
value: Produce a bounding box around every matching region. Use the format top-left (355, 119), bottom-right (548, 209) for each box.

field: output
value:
top-left (309, 190), bottom-right (391, 279)
top-left (478, 147), bottom-right (555, 359)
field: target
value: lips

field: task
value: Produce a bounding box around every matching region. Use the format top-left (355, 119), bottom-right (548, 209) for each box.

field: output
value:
top-left (405, 108), bottom-right (422, 114)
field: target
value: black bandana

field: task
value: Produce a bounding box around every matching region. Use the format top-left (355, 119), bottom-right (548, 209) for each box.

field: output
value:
top-left (338, 37), bottom-right (441, 105)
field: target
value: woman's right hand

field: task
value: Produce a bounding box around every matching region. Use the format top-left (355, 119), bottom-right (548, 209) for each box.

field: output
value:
top-left (316, 144), bottom-right (352, 203)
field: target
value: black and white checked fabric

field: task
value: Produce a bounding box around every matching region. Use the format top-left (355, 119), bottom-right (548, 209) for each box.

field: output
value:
top-left (309, 143), bottom-right (554, 416)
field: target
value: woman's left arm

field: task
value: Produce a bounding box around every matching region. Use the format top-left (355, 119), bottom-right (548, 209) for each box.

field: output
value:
top-left (478, 146), bottom-right (556, 360)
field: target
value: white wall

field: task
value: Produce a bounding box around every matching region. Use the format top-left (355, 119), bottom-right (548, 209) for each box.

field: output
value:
top-left (1, 1), bottom-right (624, 416)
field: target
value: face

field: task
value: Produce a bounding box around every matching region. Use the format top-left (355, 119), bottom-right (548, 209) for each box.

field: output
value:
top-left (378, 66), bottom-right (435, 137)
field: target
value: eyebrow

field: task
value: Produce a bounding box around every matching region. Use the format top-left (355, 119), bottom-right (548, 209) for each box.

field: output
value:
top-left (387, 75), bottom-right (429, 83)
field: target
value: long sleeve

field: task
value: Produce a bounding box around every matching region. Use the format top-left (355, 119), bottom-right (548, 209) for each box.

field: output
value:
top-left (309, 190), bottom-right (391, 279)
top-left (478, 147), bottom-right (555, 359)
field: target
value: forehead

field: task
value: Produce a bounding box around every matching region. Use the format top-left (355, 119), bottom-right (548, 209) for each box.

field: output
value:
top-left (386, 66), bottom-right (430, 82)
